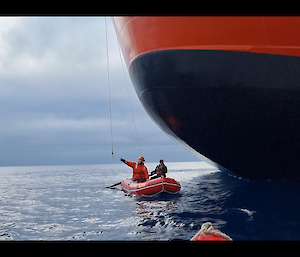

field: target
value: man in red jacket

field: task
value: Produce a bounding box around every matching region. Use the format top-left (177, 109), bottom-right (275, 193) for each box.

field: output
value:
top-left (120, 156), bottom-right (149, 182)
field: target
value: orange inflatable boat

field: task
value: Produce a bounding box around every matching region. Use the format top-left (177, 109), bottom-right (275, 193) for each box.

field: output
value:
top-left (121, 177), bottom-right (181, 196)
top-left (191, 222), bottom-right (232, 241)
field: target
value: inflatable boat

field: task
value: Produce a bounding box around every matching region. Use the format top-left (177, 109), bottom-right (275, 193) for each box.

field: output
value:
top-left (121, 177), bottom-right (181, 196)
top-left (190, 222), bottom-right (232, 241)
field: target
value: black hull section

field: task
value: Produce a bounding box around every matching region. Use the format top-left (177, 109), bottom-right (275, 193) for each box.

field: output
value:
top-left (129, 50), bottom-right (300, 181)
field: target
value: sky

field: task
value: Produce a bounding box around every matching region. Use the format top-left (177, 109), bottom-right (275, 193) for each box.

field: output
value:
top-left (0, 16), bottom-right (199, 166)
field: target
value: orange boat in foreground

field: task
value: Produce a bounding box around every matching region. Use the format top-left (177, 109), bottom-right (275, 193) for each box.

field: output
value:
top-left (190, 222), bottom-right (232, 241)
top-left (121, 177), bottom-right (181, 196)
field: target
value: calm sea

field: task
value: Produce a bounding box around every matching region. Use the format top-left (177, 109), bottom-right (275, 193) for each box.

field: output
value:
top-left (0, 161), bottom-right (300, 241)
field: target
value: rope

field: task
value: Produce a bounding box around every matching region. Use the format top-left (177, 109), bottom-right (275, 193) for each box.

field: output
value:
top-left (117, 43), bottom-right (142, 156)
top-left (105, 16), bottom-right (114, 158)
top-left (114, 18), bottom-right (142, 156)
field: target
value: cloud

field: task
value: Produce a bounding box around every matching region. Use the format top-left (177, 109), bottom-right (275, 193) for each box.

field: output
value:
top-left (0, 17), bottom-right (199, 166)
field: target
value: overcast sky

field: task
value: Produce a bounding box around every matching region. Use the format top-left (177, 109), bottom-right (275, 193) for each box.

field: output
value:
top-left (0, 16), bottom-right (199, 166)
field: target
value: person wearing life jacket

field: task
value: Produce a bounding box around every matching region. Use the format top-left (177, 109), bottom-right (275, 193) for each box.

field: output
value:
top-left (120, 156), bottom-right (149, 182)
top-left (150, 159), bottom-right (167, 179)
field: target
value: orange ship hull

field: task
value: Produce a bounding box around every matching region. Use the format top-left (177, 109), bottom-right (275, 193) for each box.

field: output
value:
top-left (114, 16), bottom-right (300, 66)
top-left (114, 17), bottom-right (300, 181)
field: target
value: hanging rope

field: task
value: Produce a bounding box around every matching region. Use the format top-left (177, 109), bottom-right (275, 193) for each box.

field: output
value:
top-left (117, 44), bottom-right (142, 156)
top-left (115, 24), bottom-right (142, 156)
top-left (105, 16), bottom-right (114, 158)
top-left (105, 17), bottom-right (142, 157)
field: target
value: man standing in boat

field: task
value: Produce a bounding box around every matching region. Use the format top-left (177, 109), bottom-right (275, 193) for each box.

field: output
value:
top-left (120, 156), bottom-right (149, 182)
top-left (150, 159), bottom-right (167, 179)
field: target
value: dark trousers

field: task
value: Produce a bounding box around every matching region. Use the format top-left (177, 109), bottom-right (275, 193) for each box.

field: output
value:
top-left (133, 178), bottom-right (147, 182)
top-left (150, 174), bottom-right (166, 180)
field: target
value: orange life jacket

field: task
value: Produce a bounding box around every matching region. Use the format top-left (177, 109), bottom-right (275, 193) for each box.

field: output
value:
top-left (126, 161), bottom-right (149, 181)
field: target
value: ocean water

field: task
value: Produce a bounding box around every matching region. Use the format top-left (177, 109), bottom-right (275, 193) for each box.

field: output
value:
top-left (0, 161), bottom-right (300, 241)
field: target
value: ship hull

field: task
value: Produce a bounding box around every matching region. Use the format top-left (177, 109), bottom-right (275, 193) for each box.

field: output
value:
top-left (129, 49), bottom-right (300, 181)
top-left (114, 17), bottom-right (300, 181)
